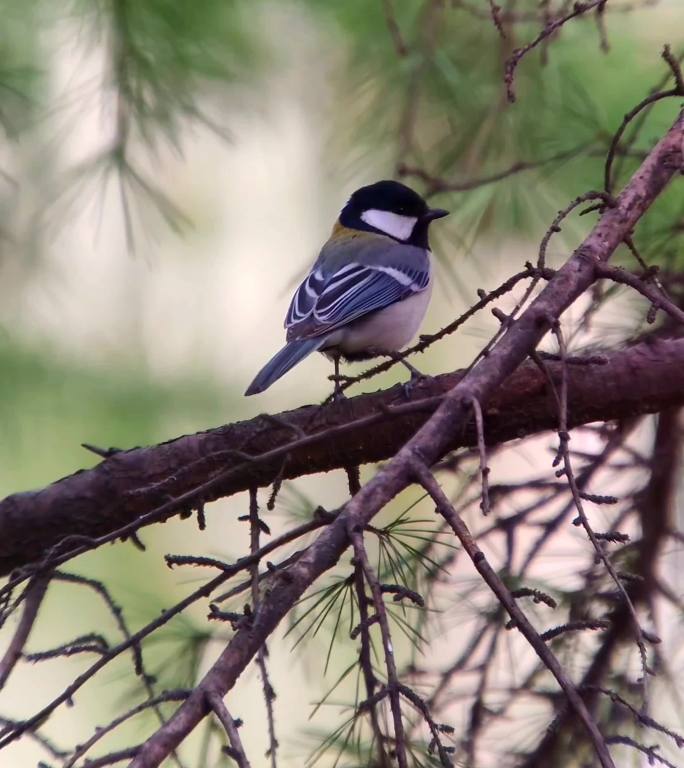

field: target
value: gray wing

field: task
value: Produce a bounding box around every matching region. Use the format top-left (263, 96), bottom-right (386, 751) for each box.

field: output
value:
top-left (285, 243), bottom-right (430, 339)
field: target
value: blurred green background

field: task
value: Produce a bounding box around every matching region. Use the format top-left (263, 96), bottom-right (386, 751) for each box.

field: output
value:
top-left (0, 1), bottom-right (683, 766)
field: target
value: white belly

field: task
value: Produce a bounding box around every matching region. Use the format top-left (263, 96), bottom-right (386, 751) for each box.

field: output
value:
top-left (327, 282), bottom-right (432, 355)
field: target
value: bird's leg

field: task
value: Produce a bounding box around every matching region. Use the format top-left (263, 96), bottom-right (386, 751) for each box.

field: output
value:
top-left (376, 349), bottom-right (432, 398)
top-left (396, 357), bottom-right (423, 380)
top-left (330, 353), bottom-right (346, 402)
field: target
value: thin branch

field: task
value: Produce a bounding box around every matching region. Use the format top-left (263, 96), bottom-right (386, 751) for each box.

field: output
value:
top-left (605, 49), bottom-right (684, 192)
top-left (0, 717), bottom-right (67, 760)
top-left (505, 0), bottom-right (605, 102)
top-left (586, 685), bottom-right (684, 748)
top-left (397, 683), bottom-right (453, 765)
top-left (593, 263), bottom-right (684, 326)
top-left (453, 0), bottom-right (660, 24)
top-left (0, 572), bottom-right (50, 688)
top-left (329, 265), bottom-right (554, 398)
top-left (353, 562), bottom-right (391, 766)
top-left (551, 323), bottom-right (653, 680)
top-left (399, 143), bottom-right (590, 195)
top-left (247, 489), bottom-right (278, 768)
top-left (62, 690), bottom-right (190, 768)
top-left (74, 745), bottom-right (142, 767)
top-left (411, 459), bottom-right (616, 768)
top-left (349, 527), bottom-right (408, 768)
top-left (381, 0), bottom-right (408, 56)
top-left (606, 735), bottom-right (677, 768)
top-left (470, 397), bottom-right (491, 516)
top-left (487, 0), bottom-right (505, 37)
top-left (207, 692), bottom-right (251, 768)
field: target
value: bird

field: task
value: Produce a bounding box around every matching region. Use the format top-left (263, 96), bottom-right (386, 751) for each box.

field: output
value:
top-left (245, 179), bottom-right (449, 397)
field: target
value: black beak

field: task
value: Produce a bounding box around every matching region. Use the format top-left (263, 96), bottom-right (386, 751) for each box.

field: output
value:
top-left (422, 207), bottom-right (449, 221)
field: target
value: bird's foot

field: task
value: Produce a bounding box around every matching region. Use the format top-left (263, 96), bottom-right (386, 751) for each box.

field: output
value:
top-left (333, 385), bottom-right (347, 403)
top-left (366, 349), bottom-right (432, 399)
top-left (327, 373), bottom-right (351, 402)
top-left (402, 373), bottom-right (434, 398)
top-left (398, 360), bottom-right (433, 399)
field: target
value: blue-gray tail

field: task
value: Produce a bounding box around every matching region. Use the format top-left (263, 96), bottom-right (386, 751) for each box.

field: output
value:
top-left (245, 337), bottom-right (326, 395)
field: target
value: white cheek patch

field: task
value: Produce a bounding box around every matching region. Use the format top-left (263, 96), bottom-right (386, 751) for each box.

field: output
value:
top-left (361, 209), bottom-right (418, 241)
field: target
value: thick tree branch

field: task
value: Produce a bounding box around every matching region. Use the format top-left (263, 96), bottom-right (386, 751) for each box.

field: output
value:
top-left (0, 338), bottom-right (682, 577)
top-left (127, 111), bottom-right (684, 768)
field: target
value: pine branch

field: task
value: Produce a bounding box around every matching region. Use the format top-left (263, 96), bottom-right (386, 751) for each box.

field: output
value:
top-left (0, 338), bottom-right (683, 578)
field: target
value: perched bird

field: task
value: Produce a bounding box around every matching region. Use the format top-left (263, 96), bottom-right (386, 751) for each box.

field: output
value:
top-left (245, 180), bottom-right (448, 397)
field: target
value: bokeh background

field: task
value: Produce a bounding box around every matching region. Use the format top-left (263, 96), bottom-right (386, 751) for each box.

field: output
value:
top-left (1, 1), bottom-right (683, 766)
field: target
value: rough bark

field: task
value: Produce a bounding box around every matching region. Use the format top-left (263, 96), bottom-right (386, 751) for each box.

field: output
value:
top-left (0, 337), bottom-right (682, 576)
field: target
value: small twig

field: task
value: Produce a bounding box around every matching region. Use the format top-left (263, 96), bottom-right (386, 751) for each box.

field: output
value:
top-left (612, 46), bottom-right (684, 185)
top-left (662, 43), bottom-right (684, 93)
top-left (381, 0), bottom-right (408, 56)
top-left (399, 143), bottom-right (588, 196)
top-left (585, 686), bottom-right (684, 748)
top-left (540, 619), bottom-right (610, 642)
top-left (207, 691), bottom-right (251, 768)
top-left (470, 397), bottom-right (491, 515)
top-left (247, 488), bottom-right (278, 768)
top-left (329, 266), bottom-right (553, 398)
top-left (510, 587), bottom-right (557, 609)
top-left (52, 571), bottom-right (147, 683)
top-left (595, 0), bottom-right (609, 53)
top-left (505, 1), bottom-right (605, 102)
top-left (352, 562), bottom-right (390, 766)
top-left (539, 192), bottom-right (615, 270)
top-left (25, 632), bottom-right (110, 661)
top-left (606, 735), bottom-right (677, 768)
top-left (81, 442), bottom-right (122, 458)
top-left (70, 744), bottom-right (142, 767)
top-left (462, 191), bottom-right (610, 386)
top-left (397, 683), bottom-right (454, 766)
top-left (593, 263), bottom-right (684, 326)
top-left (380, 584), bottom-right (425, 607)
top-left (411, 457), bottom-right (616, 768)
top-left (0, 717), bottom-right (67, 760)
top-left (62, 690), bottom-right (190, 768)
top-left (349, 525), bottom-right (408, 768)
top-left (487, 0), bottom-right (505, 37)
top-left (551, 324), bottom-right (653, 682)
top-left (604, 83), bottom-right (681, 193)
top-left (0, 572), bottom-right (50, 688)
top-left (165, 554), bottom-right (234, 571)
top-left (345, 465), bottom-right (362, 497)
top-left (195, 503), bottom-right (206, 531)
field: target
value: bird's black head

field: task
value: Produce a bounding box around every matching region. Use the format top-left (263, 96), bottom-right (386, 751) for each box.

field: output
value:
top-left (339, 180), bottom-right (448, 248)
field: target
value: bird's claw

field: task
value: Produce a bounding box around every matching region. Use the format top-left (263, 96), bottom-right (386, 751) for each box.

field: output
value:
top-left (401, 370), bottom-right (433, 399)
top-left (332, 385), bottom-right (347, 403)
top-left (327, 373), bottom-right (348, 402)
